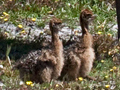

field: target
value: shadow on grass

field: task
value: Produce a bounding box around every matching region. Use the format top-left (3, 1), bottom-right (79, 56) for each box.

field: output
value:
top-left (0, 38), bottom-right (46, 60)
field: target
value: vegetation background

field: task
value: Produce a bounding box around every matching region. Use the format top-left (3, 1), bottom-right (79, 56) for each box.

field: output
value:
top-left (0, 0), bottom-right (120, 90)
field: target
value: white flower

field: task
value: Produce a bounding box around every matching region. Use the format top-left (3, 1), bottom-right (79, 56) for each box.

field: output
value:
top-left (0, 65), bottom-right (3, 69)
top-left (67, 3), bottom-right (71, 6)
top-left (0, 82), bottom-right (5, 87)
top-left (19, 81), bottom-right (24, 85)
top-left (62, 8), bottom-right (66, 12)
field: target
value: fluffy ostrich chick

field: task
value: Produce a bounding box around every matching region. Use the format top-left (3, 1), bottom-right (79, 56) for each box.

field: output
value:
top-left (60, 9), bottom-right (95, 81)
top-left (13, 18), bottom-right (64, 83)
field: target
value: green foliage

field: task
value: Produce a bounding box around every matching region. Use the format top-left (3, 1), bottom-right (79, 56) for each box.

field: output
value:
top-left (0, 0), bottom-right (119, 89)
top-left (0, 0), bottom-right (116, 29)
top-left (1, 58), bottom-right (120, 89)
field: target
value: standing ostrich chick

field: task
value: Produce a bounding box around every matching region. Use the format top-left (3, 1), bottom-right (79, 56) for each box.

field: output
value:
top-left (60, 9), bottom-right (95, 81)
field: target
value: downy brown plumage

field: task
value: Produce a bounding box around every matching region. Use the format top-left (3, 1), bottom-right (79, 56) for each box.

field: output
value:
top-left (60, 9), bottom-right (95, 81)
top-left (13, 18), bottom-right (64, 83)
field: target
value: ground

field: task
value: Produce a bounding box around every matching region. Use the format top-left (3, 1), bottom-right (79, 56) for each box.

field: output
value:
top-left (0, 0), bottom-right (120, 90)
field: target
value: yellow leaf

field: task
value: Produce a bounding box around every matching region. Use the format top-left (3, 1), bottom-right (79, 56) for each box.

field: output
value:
top-left (30, 84), bottom-right (34, 87)
top-left (0, 17), bottom-right (4, 19)
top-left (40, 31), bottom-right (44, 34)
top-left (103, 51), bottom-right (106, 53)
top-left (101, 60), bottom-right (104, 63)
top-left (48, 11), bottom-right (53, 14)
top-left (3, 12), bottom-right (9, 16)
top-left (56, 84), bottom-right (59, 87)
top-left (108, 51), bottom-right (111, 55)
top-left (107, 33), bottom-right (112, 36)
top-left (97, 31), bottom-right (102, 35)
top-left (113, 66), bottom-right (117, 70)
top-left (105, 75), bottom-right (108, 79)
top-left (105, 85), bottom-right (110, 88)
top-left (4, 32), bottom-right (8, 35)
top-left (78, 77), bottom-right (83, 81)
top-left (4, 18), bottom-right (8, 21)
top-left (18, 24), bottom-right (23, 28)
top-left (26, 81), bottom-right (33, 85)
top-left (110, 69), bottom-right (113, 72)
top-left (31, 18), bottom-right (36, 22)
top-left (3, 12), bottom-right (7, 15)
top-left (20, 30), bottom-right (26, 34)
top-left (98, 25), bottom-right (104, 28)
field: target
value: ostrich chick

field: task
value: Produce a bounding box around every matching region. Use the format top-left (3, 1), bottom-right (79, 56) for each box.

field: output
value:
top-left (60, 9), bottom-right (95, 81)
top-left (13, 18), bottom-right (64, 83)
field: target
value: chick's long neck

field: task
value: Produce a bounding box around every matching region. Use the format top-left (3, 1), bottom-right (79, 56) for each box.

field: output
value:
top-left (80, 16), bottom-right (89, 36)
top-left (51, 28), bottom-right (63, 57)
top-left (80, 15), bottom-right (93, 48)
top-left (51, 30), bottom-right (59, 43)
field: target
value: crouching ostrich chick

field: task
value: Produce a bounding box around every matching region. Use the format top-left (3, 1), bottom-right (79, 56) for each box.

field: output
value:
top-left (59, 9), bottom-right (95, 81)
top-left (13, 18), bottom-right (64, 83)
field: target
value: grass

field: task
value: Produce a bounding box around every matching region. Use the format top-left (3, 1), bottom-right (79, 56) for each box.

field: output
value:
top-left (0, 0), bottom-right (119, 90)
top-left (0, 0), bottom-right (116, 29)
top-left (1, 58), bottom-right (120, 90)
